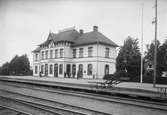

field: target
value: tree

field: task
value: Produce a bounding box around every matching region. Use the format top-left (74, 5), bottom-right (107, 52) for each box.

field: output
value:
top-left (158, 39), bottom-right (167, 72)
top-left (144, 40), bottom-right (161, 77)
top-left (0, 62), bottom-right (10, 75)
top-left (116, 36), bottom-right (141, 78)
top-left (9, 55), bottom-right (19, 75)
top-left (0, 54), bottom-right (31, 75)
top-left (17, 54), bottom-right (30, 75)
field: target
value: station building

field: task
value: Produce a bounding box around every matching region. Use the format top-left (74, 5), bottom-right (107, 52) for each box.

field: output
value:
top-left (32, 26), bottom-right (118, 79)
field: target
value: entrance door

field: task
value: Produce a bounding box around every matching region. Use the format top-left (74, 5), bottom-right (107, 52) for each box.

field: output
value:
top-left (66, 64), bottom-right (71, 78)
top-left (45, 64), bottom-right (48, 76)
top-left (54, 64), bottom-right (58, 77)
top-left (78, 64), bottom-right (83, 78)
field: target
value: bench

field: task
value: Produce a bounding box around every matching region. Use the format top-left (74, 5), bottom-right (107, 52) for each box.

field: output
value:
top-left (90, 75), bottom-right (121, 88)
top-left (156, 87), bottom-right (167, 97)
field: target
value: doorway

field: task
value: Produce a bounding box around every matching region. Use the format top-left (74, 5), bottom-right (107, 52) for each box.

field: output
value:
top-left (66, 64), bottom-right (71, 78)
top-left (78, 64), bottom-right (83, 78)
top-left (54, 64), bottom-right (58, 77)
top-left (45, 64), bottom-right (48, 76)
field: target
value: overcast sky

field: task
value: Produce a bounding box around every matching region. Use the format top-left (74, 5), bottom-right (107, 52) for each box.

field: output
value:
top-left (0, 0), bottom-right (167, 66)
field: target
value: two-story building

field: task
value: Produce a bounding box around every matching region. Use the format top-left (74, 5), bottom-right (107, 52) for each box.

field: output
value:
top-left (32, 26), bottom-right (118, 79)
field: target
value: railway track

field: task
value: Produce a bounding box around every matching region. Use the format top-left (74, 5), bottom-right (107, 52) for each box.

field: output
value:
top-left (0, 105), bottom-right (29, 115)
top-left (0, 82), bottom-right (110, 115)
top-left (0, 92), bottom-right (103, 115)
top-left (0, 78), bottom-right (167, 115)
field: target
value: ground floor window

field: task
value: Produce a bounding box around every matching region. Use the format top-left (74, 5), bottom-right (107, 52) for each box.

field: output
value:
top-left (72, 64), bottom-right (76, 78)
top-left (50, 64), bottom-right (53, 74)
top-left (59, 64), bottom-right (63, 74)
top-left (45, 64), bottom-right (48, 76)
top-left (105, 64), bottom-right (109, 75)
top-left (77, 64), bottom-right (83, 78)
top-left (41, 65), bottom-right (44, 74)
top-left (87, 64), bottom-right (92, 75)
top-left (35, 66), bottom-right (38, 74)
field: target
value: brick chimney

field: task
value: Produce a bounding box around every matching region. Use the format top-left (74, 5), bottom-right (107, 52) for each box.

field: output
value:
top-left (79, 29), bottom-right (84, 34)
top-left (93, 26), bottom-right (98, 32)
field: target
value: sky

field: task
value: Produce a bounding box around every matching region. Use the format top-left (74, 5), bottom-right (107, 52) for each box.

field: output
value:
top-left (0, 0), bottom-right (167, 66)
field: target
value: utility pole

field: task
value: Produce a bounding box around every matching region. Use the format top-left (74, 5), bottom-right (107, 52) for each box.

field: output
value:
top-left (153, 0), bottom-right (158, 88)
top-left (140, 3), bottom-right (144, 83)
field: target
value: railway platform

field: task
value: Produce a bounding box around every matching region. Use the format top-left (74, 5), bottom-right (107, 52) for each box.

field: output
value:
top-left (0, 75), bottom-right (167, 99)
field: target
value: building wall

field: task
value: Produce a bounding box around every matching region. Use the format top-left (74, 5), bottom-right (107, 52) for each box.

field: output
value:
top-left (33, 42), bottom-right (117, 79)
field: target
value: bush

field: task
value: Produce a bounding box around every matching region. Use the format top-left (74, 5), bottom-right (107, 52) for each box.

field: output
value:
top-left (114, 70), bottom-right (131, 81)
top-left (103, 74), bottom-right (115, 80)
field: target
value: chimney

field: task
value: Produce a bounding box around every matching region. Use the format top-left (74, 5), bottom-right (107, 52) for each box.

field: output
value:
top-left (93, 26), bottom-right (98, 32)
top-left (79, 29), bottom-right (84, 34)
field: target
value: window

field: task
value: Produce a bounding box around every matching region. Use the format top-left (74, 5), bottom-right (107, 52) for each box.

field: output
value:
top-left (78, 64), bottom-right (83, 78)
top-left (45, 50), bottom-right (48, 59)
top-left (72, 64), bottom-right (76, 74)
top-left (50, 64), bottom-right (53, 74)
top-left (45, 64), bottom-right (48, 76)
top-left (79, 48), bottom-right (83, 58)
top-left (35, 66), bottom-right (38, 74)
top-left (60, 48), bottom-right (63, 58)
top-left (41, 65), bottom-right (44, 74)
top-left (59, 64), bottom-right (63, 74)
top-left (35, 54), bottom-right (38, 61)
top-left (41, 51), bottom-right (44, 60)
top-left (87, 64), bottom-right (92, 75)
top-left (55, 49), bottom-right (58, 58)
top-left (50, 50), bottom-right (53, 59)
top-left (105, 48), bottom-right (109, 58)
top-left (88, 47), bottom-right (93, 57)
top-left (73, 49), bottom-right (76, 58)
top-left (105, 64), bottom-right (109, 75)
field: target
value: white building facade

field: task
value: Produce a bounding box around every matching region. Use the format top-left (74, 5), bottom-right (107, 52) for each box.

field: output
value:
top-left (32, 26), bottom-right (118, 79)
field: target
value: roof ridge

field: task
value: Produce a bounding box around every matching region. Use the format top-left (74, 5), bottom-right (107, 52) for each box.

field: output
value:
top-left (58, 27), bottom-right (75, 33)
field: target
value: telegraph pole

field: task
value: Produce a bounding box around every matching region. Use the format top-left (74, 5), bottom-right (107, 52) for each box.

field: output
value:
top-left (140, 3), bottom-right (144, 83)
top-left (153, 0), bottom-right (158, 88)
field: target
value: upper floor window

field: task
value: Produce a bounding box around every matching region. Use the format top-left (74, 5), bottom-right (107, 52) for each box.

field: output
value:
top-left (35, 66), bottom-right (38, 74)
top-left (87, 64), bottom-right (93, 75)
top-left (55, 49), bottom-right (58, 58)
top-left (50, 50), bottom-right (53, 59)
top-left (73, 49), bottom-right (76, 58)
top-left (35, 54), bottom-right (38, 61)
top-left (45, 50), bottom-right (48, 59)
top-left (41, 51), bottom-right (44, 60)
top-left (60, 48), bottom-right (64, 58)
top-left (79, 48), bottom-right (83, 58)
top-left (88, 47), bottom-right (93, 57)
top-left (105, 48), bottom-right (109, 58)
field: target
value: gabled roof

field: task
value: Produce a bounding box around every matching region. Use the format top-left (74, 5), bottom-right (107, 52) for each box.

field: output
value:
top-left (35, 27), bottom-right (118, 53)
top-left (32, 47), bottom-right (41, 53)
top-left (39, 29), bottom-right (80, 46)
top-left (53, 29), bottom-right (79, 43)
top-left (72, 31), bottom-right (118, 47)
